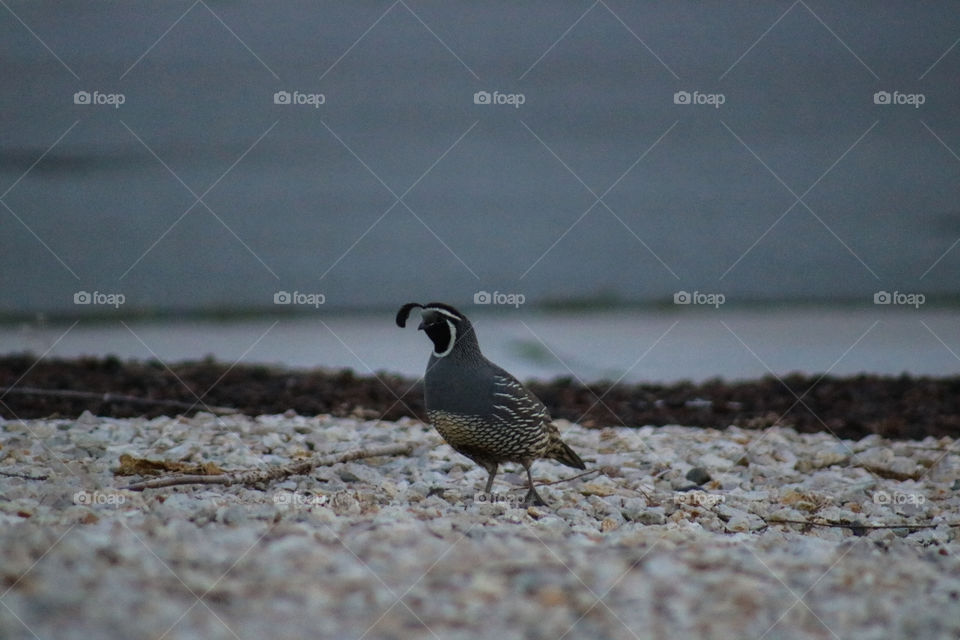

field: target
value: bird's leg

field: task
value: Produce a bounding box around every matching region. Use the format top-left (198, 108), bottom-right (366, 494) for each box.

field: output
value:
top-left (483, 462), bottom-right (498, 494)
top-left (522, 463), bottom-right (547, 507)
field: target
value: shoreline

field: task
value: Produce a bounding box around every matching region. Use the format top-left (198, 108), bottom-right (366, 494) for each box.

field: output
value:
top-left (1, 355), bottom-right (958, 441)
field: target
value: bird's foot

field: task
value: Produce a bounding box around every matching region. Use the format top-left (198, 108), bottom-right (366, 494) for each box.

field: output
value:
top-left (523, 487), bottom-right (548, 507)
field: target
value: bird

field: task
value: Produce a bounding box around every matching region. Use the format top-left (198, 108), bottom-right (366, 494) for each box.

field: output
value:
top-left (396, 301), bottom-right (585, 506)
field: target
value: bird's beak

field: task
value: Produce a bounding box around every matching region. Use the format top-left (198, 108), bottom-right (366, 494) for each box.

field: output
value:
top-left (418, 310), bottom-right (435, 331)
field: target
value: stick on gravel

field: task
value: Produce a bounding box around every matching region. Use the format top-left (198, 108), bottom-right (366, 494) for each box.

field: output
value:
top-left (122, 443), bottom-right (413, 491)
top-left (765, 517), bottom-right (960, 530)
top-left (0, 386), bottom-right (235, 415)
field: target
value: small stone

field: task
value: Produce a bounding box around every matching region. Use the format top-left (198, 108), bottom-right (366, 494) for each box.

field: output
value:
top-left (329, 491), bottom-right (362, 516)
top-left (261, 432), bottom-right (285, 450)
top-left (526, 506), bottom-right (547, 519)
top-left (698, 453), bottom-right (734, 471)
top-left (219, 505), bottom-right (248, 526)
top-left (621, 497), bottom-right (648, 522)
top-left (634, 508), bottom-right (667, 526)
top-left (600, 517), bottom-right (619, 532)
top-left (780, 488), bottom-right (825, 512)
top-left (846, 520), bottom-right (868, 537)
top-left (338, 469), bottom-right (361, 483)
top-left (685, 467), bottom-right (712, 485)
top-left (766, 507), bottom-right (805, 524)
top-left (580, 479), bottom-right (617, 497)
top-left (164, 441), bottom-right (200, 460)
top-left (532, 516), bottom-right (570, 536)
top-left (723, 509), bottom-right (765, 532)
top-left (812, 444), bottom-right (850, 468)
top-left (535, 586), bottom-right (568, 607)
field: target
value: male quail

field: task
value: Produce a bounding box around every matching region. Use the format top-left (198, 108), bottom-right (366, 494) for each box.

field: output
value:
top-left (396, 302), bottom-right (585, 506)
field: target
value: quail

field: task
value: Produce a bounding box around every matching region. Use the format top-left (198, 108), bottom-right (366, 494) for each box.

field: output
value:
top-left (396, 302), bottom-right (585, 506)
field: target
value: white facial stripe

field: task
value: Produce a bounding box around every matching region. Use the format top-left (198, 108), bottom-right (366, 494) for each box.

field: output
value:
top-left (434, 319), bottom-right (457, 357)
top-left (428, 307), bottom-right (463, 322)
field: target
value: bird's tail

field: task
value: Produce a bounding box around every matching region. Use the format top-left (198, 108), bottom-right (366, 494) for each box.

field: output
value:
top-left (549, 438), bottom-right (586, 470)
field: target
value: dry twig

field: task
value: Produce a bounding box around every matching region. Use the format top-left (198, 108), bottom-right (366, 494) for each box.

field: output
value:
top-left (764, 517), bottom-right (960, 530)
top-left (122, 443), bottom-right (412, 491)
top-left (535, 468), bottom-right (601, 487)
top-left (0, 386), bottom-right (235, 415)
top-left (0, 470), bottom-right (49, 481)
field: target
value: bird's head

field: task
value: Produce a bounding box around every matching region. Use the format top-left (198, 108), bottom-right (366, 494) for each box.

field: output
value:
top-left (396, 302), bottom-right (478, 358)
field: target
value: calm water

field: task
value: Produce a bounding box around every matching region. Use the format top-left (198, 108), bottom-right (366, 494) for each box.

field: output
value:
top-left (4, 307), bottom-right (957, 383)
top-left (2, 3), bottom-right (959, 317)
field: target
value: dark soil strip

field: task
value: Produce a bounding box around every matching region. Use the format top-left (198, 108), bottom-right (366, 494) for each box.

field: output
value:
top-left (1, 355), bottom-right (957, 441)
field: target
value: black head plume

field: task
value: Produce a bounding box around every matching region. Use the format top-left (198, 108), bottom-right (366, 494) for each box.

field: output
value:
top-left (396, 302), bottom-right (425, 328)
top-left (421, 302), bottom-right (466, 320)
top-left (397, 301), bottom-right (480, 358)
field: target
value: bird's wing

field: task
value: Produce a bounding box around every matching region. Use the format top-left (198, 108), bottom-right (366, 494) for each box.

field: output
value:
top-left (490, 372), bottom-right (551, 430)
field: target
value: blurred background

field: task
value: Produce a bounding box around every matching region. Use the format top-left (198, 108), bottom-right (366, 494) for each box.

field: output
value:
top-left (1, 1), bottom-right (958, 382)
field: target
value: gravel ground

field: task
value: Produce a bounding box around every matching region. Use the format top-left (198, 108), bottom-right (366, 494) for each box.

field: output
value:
top-left (1, 412), bottom-right (958, 640)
